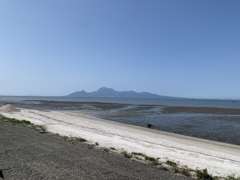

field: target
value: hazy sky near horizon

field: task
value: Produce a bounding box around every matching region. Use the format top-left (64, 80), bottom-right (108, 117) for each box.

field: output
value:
top-left (0, 0), bottom-right (240, 98)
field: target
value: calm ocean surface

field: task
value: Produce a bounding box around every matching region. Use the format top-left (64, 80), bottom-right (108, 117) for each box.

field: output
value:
top-left (1, 96), bottom-right (240, 108)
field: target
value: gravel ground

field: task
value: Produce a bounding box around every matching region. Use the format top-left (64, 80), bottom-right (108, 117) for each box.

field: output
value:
top-left (0, 120), bottom-right (190, 180)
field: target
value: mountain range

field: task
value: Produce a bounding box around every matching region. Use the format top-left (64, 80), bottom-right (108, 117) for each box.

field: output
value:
top-left (67, 87), bottom-right (171, 99)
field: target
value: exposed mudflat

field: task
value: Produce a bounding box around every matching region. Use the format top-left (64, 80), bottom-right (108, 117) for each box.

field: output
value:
top-left (0, 120), bottom-right (189, 180)
top-left (162, 106), bottom-right (240, 115)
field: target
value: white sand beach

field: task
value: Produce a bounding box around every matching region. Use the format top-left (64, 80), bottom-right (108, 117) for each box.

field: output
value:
top-left (1, 106), bottom-right (240, 177)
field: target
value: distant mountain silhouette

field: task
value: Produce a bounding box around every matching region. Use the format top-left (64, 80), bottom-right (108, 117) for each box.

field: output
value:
top-left (67, 87), bottom-right (173, 99)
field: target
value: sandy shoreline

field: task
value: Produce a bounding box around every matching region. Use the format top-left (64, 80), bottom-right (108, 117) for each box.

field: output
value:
top-left (1, 107), bottom-right (240, 177)
top-left (0, 116), bottom-right (188, 180)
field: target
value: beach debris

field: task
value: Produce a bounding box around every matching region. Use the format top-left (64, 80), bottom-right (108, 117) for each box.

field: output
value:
top-left (147, 123), bottom-right (152, 128)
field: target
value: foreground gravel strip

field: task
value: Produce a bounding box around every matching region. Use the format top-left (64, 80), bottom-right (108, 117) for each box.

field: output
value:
top-left (0, 121), bottom-right (190, 180)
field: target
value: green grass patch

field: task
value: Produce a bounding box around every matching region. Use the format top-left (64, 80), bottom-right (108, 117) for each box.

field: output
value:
top-left (122, 151), bottom-right (132, 159)
top-left (132, 152), bottom-right (145, 156)
top-left (166, 160), bottom-right (177, 168)
top-left (0, 115), bottom-right (47, 133)
top-left (103, 148), bottom-right (110, 152)
top-left (196, 169), bottom-right (214, 180)
top-left (63, 136), bottom-right (87, 144)
top-left (225, 176), bottom-right (240, 180)
top-left (110, 147), bottom-right (116, 151)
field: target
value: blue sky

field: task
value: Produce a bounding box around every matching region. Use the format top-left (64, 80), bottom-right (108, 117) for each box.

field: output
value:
top-left (0, 0), bottom-right (239, 98)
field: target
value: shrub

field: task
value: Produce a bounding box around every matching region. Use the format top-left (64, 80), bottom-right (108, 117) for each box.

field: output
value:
top-left (110, 147), bottom-right (116, 151)
top-left (63, 137), bottom-right (87, 144)
top-left (132, 152), bottom-right (145, 156)
top-left (166, 160), bottom-right (177, 168)
top-left (226, 176), bottom-right (240, 180)
top-left (196, 169), bottom-right (213, 180)
top-left (145, 156), bottom-right (156, 162)
top-left (122, 151), bottom-right (132, 159)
